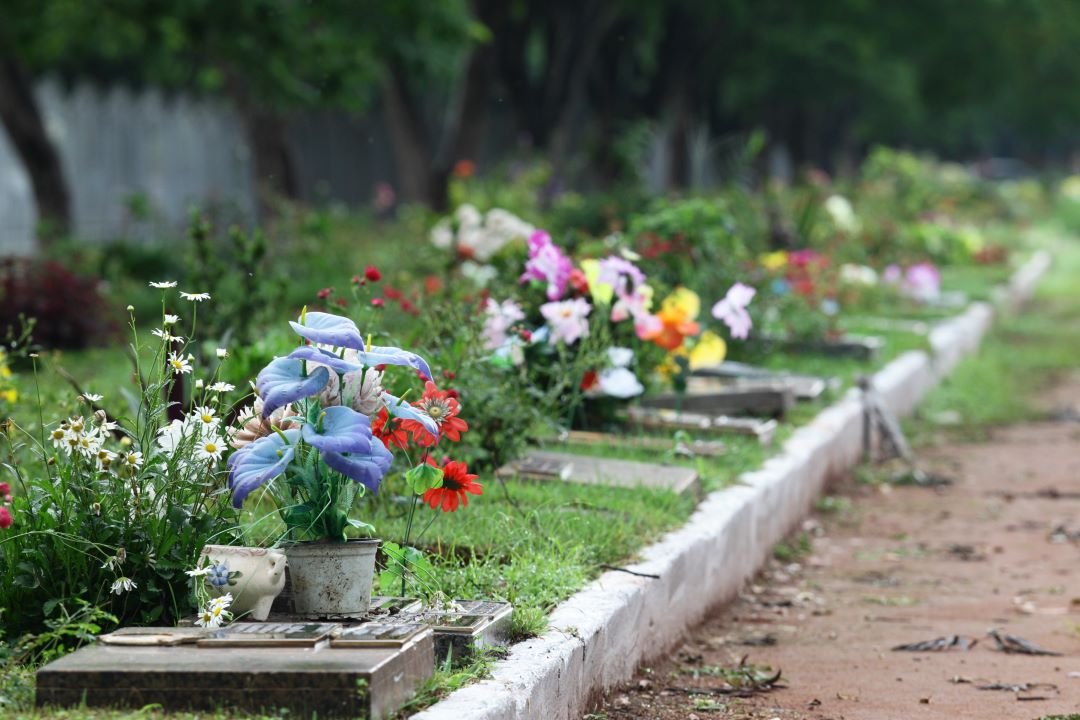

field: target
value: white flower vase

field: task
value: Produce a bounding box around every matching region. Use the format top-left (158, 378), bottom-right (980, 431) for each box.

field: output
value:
top-left (284, 539), bottom-right (379, 618)
top-left (199, 545), bottom-right (287, 621)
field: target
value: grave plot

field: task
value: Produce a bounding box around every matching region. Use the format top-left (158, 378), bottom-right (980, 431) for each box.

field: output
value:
top-left (497, 449), bottom-right (701, 497)
top-left (627, 405), bottom-right (778, 445)
top-left (37, 622), bottom-right (434, 719)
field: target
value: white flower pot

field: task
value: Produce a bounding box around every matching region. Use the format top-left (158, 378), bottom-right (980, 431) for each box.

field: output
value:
top-left (284, 539), bottom-right (379, 618)
top-left (199, 545), bottom-right (287, 621)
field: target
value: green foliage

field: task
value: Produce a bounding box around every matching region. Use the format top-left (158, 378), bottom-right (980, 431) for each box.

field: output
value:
top-left (0, 300), bottom-right (239, 640)
top-left (627, 197), bottom-right (756, 292)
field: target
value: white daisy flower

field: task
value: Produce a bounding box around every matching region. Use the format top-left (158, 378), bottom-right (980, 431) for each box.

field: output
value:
top-left (153, 328), bottom-right (181, 342)
top-left (180, 291), bottom-right (211, 302)
top-left (196, 437), bottom-right (225, 462)
top-left (168, 352), bottom-right (193, 375)
top-left (111, 577), bottom-right (137, 595)
top-left (209, 382), bottom-right (235, 393)
top-left (163, 314), bottom-right (180, 325)
top-left (195, 379), bottom-right (204, 390)
top-left (95, 449), bottom-right (116, 472)
top-left (49, 426), bottom-right (71, 449)
top-left (193, 406), bottom-right (218, 428)
top-left (185, 566), bottom-right (212, 577)
top-left (195, 593), bottom-right (233, 628)
top-left (149, 281), bottom-right (177, 289)
top-left (81, 392), bottom-right (103, 403)
top-left (122, 451), bottom-right (143, 469)
top-left (157, 419), bottom-right (187, 453)
top-left (216, 347), bottom-right (228, 358)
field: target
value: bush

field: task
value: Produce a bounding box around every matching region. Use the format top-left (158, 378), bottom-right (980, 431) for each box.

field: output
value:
top-left (0, 258), bottom-right (115, 351)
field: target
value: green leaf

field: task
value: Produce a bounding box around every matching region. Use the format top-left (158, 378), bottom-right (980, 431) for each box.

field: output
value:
top-left (404, 463), bottom-right (443, 495)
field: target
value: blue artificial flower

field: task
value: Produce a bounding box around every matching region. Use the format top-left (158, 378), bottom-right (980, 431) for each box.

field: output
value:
top-left (770, 278), bottom-right (791, 296)
top-left (228, 429), bottom-right (300, 508)
top-left (381, 392), bottom-right (440, 439)
top-left (289, 312), bottom-right (434, 380)
top-left (256, 358), bottom-right (330, 418)
top-left (301, 406), bottom-right (373, 454)
top-left (322, 439), bottom-right (394, 493)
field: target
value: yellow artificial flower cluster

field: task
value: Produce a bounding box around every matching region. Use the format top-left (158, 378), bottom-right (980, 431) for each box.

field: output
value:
top-left (0, 349), bottom-right (16, 406)
top-left (759, 251), bottom-right (789, 272)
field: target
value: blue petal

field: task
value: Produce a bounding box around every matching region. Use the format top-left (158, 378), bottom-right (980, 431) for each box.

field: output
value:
top-left (322, 440), bottom-right (393, 493)
top-left (288, 312), bottom-right (366, 349)
top-left (358, 347), bottom-right (433, 381)
top-left (228, 430), bottom-right (300, 508)
top-left (301, 406), bottom-right (373, 454)
top-left (380, 392), bottom-right (440, 440)
top-left (256, 358), bottom-right (330, 418)
top-left (287, 346), bottom-right (364, 374)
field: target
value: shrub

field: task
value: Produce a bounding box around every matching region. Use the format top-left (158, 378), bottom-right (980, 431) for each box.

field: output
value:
top-left (0, 258), bottom-right (115, 351)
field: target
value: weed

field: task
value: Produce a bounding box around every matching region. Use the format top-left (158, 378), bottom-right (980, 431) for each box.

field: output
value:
top-left (772, 533), bottom-right (812, 562)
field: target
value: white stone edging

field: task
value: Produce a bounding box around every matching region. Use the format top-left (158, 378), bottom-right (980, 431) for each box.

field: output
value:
top-left (411, 250), bottom-right (1051, 720)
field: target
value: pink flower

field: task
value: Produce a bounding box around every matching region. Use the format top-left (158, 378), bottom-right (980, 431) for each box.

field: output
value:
top-left (596, 256), bottom-right (645, 296)
top-left (711, 282), bottom-right (756, 340)
top-left (904, 262), bottom-right (940, 301)
top-left (482, 298), bottom-right (526, 350)
top-left (520, 230), bottom-right (573, 301)
top-left (541, 298), bottom-right (592, 345)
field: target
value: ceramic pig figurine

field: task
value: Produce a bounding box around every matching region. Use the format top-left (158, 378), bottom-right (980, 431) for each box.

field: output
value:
top-left (198, 545), bottom-right (287, 621)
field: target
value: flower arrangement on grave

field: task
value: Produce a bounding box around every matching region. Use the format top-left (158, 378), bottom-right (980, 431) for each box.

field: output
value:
top-left (226, 305), bottom-right (485, 607)
top-left (0, 283), bottom-right (239, 639)
top-left (511, 230), bottom-right (669, 426)
top-left (752, 250), bottom-right (843, 342)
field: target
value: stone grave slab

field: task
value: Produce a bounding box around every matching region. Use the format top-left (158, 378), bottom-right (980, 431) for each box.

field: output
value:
top-left (36, 626), bottom-right (434, 720)
top-left (762, 333), bottom-right (884, 361)
top-left (559, 430), bottom-right (726, 458)
top-left (627, 406), bottom-right (777, 445)
top-left (690, 361), bottom-right (831, 400)
top-left (640, 384), bottom-right (794, 418)
top-left (497, 450), bottom-right (700, 496)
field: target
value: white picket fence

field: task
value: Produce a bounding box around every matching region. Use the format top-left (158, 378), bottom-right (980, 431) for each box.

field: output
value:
top-left (0, 79), bottom-right (256, 255)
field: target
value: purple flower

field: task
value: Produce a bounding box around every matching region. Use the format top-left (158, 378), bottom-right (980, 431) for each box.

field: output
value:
top-left (519, 230), bottom-right (573, 301)
top-left (540, 298), bottom-right (592, 345)
top-left (882, 264), bottom-right (903, 285)
top-left (711, 282), bottom-right (756, 340)
top-left (596, 256), bottom-right (645, 297)
top-left (904, 262), bottom-right (940, 301)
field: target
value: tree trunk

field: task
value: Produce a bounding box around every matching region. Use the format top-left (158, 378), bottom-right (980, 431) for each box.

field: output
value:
top-left (0, 55), bottom-right (71, 248)
top-left (381, 61), bottom-right (439, 207)
top-left (222, 70), bottom-right (299, 217)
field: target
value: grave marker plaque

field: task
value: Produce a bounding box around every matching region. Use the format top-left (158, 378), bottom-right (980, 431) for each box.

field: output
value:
top-left (198, 621), bottom-right (337, 648)
top-left (331, 622), bottom-right (429, 648)
top-left (498, 450), bottom-right (700, 496)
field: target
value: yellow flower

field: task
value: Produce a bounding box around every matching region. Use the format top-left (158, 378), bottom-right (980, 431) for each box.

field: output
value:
top-left (580, 259), bottom-right (614, 305)
top-left (759, 251), bottom-right (789, 271)
top-left (660, 287), bottom-right (700, 321)
top-left (1, 389), bottom-right (15, 404)
top-left (647, 287), bottom-right (702, 351)
top-left (688, 331), bottom-right (727, 370)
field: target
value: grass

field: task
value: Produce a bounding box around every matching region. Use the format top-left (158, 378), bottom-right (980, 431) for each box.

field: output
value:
top-left (909, 234), bottom-right (1080, 442)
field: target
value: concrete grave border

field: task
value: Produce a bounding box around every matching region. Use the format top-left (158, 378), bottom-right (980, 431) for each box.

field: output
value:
top-left (412, 250), bottom-right (1051, 720)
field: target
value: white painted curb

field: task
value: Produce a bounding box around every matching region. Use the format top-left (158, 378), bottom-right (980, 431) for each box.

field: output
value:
top-left (411, 251), bottom-right (1051, 720)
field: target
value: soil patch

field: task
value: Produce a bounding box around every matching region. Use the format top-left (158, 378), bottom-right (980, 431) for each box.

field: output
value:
top-left (588, 410), bottom-right (1080, 718)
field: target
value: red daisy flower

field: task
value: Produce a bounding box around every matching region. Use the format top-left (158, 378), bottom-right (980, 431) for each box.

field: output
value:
top-left (371, 407), bottom-right (409, 450)
top-left (402, 381), bottom-right (469, 447)
top-left (421, 458), bottom-right (482, 512)
top-left (0, 506), bottom-right (12, 530)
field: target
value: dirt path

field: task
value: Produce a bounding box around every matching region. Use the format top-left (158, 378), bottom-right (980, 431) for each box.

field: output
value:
top-left (589, 384), bottom-right (1080, 719)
